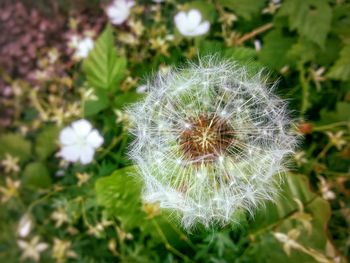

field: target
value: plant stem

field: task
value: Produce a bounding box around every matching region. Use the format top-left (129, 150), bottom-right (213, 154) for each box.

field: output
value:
top-left (298, 63), bottom-right (309, 116)
top-left (312, 121), bottom-right (349, 131)
top-left (236, 23), bottom-right (273, 45)
top-left (152, 219), bottom-right (193, 262)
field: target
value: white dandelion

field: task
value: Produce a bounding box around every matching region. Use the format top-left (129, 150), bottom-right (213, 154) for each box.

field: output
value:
top-left (127, 57), bottom-right (297, 229)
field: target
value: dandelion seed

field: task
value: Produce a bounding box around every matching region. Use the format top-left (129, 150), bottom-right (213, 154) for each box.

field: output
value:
top-left (127, 57), bottom-right (297, 229)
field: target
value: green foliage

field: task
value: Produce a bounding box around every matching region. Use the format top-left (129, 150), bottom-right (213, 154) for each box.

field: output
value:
top-left (22, 162), bottom-right (52, 189)
top-left (218, 0), bottom-right (266, 20)
top-left (84, 89), bottom-right (110, 116)
top-left (278, 0), bottom-right (332, 48)
top-left (83, 25), bottom-right (127, 91)
top-left (259, 29), bottom-right (294, 69)
top-left (95, 166), bottom-right (144, 231)
top-left (229, 173), bottom-right (331, 263)
top-left (0, 133), bottom-right (31, 162)
top-left (319, 102), bottom-right (350, 124)
top-left (114, 92), bottom-right (144, 109)
top-left (35, 126), bottom-right (59, 160)
top-left (327, 45), bottom-right (350, 81)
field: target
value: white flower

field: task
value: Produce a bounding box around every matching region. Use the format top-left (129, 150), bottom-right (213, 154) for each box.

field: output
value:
top-left (254, 39), bottom-right (262, 51)
top-left (17, 236), bottom-right (48, 262)
top-left (106, 0), bottom-right (134, 25)
top-left (74, 37), bottom-right (94, 59)
top-left (17, 214), bottom-right (32, 238)
top-left (59, 119), bottom-right (104, 165)
top-left (127, 57), bottom-right (297, 229)
top-left (174, 9), bottom-right (210, 37)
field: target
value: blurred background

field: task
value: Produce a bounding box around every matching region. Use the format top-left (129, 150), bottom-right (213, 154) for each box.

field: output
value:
top-left (0, 0), bottom-right (349, 262)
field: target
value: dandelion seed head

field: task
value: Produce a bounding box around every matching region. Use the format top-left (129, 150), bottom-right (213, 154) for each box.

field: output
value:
top-left (127, 57), bottom-right (297, 229)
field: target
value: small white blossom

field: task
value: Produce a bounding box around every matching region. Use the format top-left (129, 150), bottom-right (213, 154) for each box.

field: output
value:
top-left (74, 37), bottom-right (94, 59)
top-left (17, 214), bottom-right (32, 238)
top-left (174, 9), bottom-right (210, 37)
top-left (59, 119), bottom-right (104, 165)
top-left (17, 236), bottom-right (48, 262)
top-left (254, 39), bottom-right (262, 51)
top-left (106, 0), bottom-right (134, 25)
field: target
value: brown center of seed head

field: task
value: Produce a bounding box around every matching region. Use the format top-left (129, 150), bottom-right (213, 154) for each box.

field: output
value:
top-left (179, 114), bottom-right (234, 162)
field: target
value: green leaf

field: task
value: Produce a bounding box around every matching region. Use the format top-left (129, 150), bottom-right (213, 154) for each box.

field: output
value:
top-left (199, 40), bottom-right (225, 55)
top-left (318, 102), bottom-right (350, 125)
top-left (287, 38), bottom-right (317, 65)
top-left (251, 174), bottom-right (316, 231)
top-left (331, 3), bottom-right (350, 38)
top-left (327, 44), bottom-right (350, 81)
top-left (225, 47), bottom-right (264, 76)
top-left (95, 166), bottom-right (145, 231)
top-left (225, 46), bottom-right (257, 61)
top-left (249, 173), bottom-right (333, 262)
top-left (84, 89), bottom-right (110, 116)
top-left (259, 29), bottom-right (295, 70)
top-left (95, 167), bottom-right (188, 248)
top-left (114, 92), bottom-right (144, 109)
top-left (35, 126), bottom-right (59, 160)
top-left (188, 1), bottom-right (217, 23)
top-left (22, 162), bottom-right (52, 189)
top-left (0, 134), bottom-right (31, 162)
top-left (218, 0), bottom-right (266, 20)
top-left (83, 25), bottom-right (127, 90)
top-left (278, 0), bottom-right (332, 48)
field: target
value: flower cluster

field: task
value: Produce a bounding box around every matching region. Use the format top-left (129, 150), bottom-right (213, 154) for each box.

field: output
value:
top-left (128, 57), bottom-right (297, 229)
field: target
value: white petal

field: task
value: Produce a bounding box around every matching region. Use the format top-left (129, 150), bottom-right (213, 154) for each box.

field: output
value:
top-left (174, 12), bottom-right (189, 34)
top-left (81, 38), bottom-right (94, 51)
top-left (106, 0), bottom-right (131, 25)
top-left (60, 145), bottom-right (81, 162)
top-left (59, 127), bottom-right (77, 146)
top-left (127, 0), bottom-right (135, 8)
top-left (79, 146), bottom-right (95, 164)
top-left (17, 240), bottom-right (27, 249)
top-left (106, 5), bottom-right (119, 17)
top-left (187, 9), bottom-right (202, 29)
top-left (36, 243), bottom-right (48, 252)
top-left (18, 214), bottom-right (32, 238)
top-left (86, 130), bottom-right (104, 148)
top-left (72, 119), bottom-right (92, 138)
top-left (192, 21), bottom-right (210, 36)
